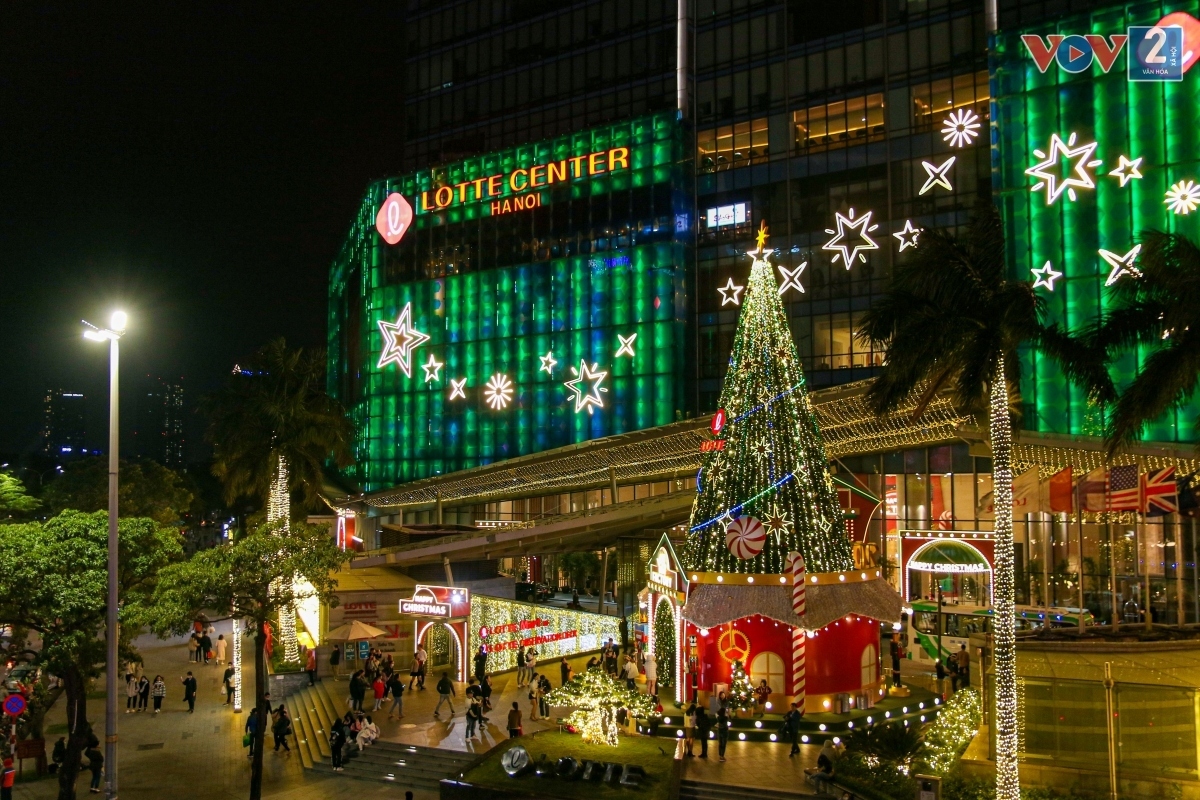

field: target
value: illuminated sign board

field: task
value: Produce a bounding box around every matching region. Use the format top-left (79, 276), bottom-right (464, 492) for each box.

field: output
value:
top-left (375, 193), bottom-right (413, 244)
top-left (1020, 12), bottom-right (1199, 80)
top-left (647, 547), bottom-right (678, 596)
top-left (705, 202), bottom-right (749, 229)
top-left (399, 584), bottom-right (470, 618)
top-left (469, 596), bottom-right (621, 673)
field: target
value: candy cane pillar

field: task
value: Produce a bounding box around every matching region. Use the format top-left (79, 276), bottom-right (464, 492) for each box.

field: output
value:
top-left (788, 551), bottom-right (806, 713)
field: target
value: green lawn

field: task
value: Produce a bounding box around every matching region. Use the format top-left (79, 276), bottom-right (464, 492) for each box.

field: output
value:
top-left (463, 730), bottom-right (676, 800)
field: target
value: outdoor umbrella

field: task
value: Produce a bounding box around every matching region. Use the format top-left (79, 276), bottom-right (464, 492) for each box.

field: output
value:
top-left (324, 620), bottom-right (389, 641)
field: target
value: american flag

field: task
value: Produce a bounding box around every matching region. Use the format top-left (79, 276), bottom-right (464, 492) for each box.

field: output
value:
top-left (1107, 465), bottom-right (1140, 511)
top-left (1142, 467), bottom-right (1178, 516)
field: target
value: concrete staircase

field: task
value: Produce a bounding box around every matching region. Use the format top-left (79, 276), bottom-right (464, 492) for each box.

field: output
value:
top-left (284, 680), bottom-right (475, 789)
top-left (680, 778), bottom-right (818, 799)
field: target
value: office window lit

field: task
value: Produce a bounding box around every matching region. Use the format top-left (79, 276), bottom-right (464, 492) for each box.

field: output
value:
top-left (697, 118), bottom-right (769, 172)
top-left (912, 70), bottom-right (989, 132)
top-left (793, 94), bottom-right (884, 152)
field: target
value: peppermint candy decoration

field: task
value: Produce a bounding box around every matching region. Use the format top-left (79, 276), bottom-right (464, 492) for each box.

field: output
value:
top-left (725, 516), bottom-right (766, 560)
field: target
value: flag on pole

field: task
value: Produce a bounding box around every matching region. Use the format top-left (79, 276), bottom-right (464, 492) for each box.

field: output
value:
top-left (1142, 467), bottom-right (1178, 516)
top-left (1047, 467), bottom-right (1073, 513)
top-left (1076, 467), bottom-right (1106, 512)
top-left (1107, 465), bottom-right (1140, 511)
top-left (930, 475), bottom-right (954, 529)
top-left (1012, 468), bottom-right (1041, 513)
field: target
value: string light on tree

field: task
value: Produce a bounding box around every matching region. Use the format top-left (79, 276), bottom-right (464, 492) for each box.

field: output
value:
top-left (564, 361), bottom-right (608, 414)
top-left (543, 669), bottom-right (655, 746)
top-left (448, 378), bottom-right (467, 401)
top-left (822, 209), bottom-right (880, 269)
top-left (1100, 245), bottom-right (1142, 286)
top-left (267, 454), bottom-right (299, 663)
top-left (892, 220), bottom-right (922, 251)
top-left (919, 156), bottom-right (957, 195)
top-left (1030, 261), bottom-right (1063, 291)
top-left (377, 302), bottom-right (430, 377)
top-left (1107, 155), bottom-right (1143, 187)
top-left (728, 659), bottom-right (755, 713)
top-left (718, 277), bottom-right (745, 306)
top-left (1025, 132), bottom-right (1102, 204)
top-left (941, 109), bottom-right (981, 148)
top-left (539, 351), bottom-right (558, 374)
top-left (484, 373), bottom-right (514, 410)
top-left (1165, 180), bottom-right (1200, 215)
top-left (421, 353), bottom-right (444, 383)
top-left (616, 333), bottom-right (638, 358)
top-left (777, 262), bottom-right (807, 295)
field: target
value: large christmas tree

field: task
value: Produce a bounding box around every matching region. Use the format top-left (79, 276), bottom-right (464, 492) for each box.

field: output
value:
top-left (682, 224), bottom-right (853, 575)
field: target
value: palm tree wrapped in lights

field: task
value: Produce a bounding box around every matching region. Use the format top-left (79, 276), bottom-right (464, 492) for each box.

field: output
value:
top-left (858, 205), bottom-right (1097, 800)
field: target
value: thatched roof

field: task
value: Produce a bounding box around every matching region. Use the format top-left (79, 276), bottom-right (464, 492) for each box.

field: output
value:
top-left (681, 579), bottom-right (902, 631)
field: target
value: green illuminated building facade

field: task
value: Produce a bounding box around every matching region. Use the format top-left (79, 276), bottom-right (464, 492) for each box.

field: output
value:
top-left (993, 0), bottom-right (1200, 442)
top-left (328, 112), bottom-right (692, 489)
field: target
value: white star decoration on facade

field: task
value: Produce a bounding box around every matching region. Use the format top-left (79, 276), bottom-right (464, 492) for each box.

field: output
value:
top-left (616, 333), bottom-right (637, 358)
top-left (1165, 180), bottom-right (1200, 215)
top-left (564, 360), bottom-right (608, 415)
top-left (717, 277), bottom-right (745, 306)
top-left (1025, 132), bottom-right (1103, 204)
top-left (822, 208), bottom-right (879, 268)
top-left (483, 373), bottom-right (514, 410)
top-left (448, 378), bottom-right (467, 400)
top-left (919, 156), bottom-right (957, 195)
top-left (892, 220), bottom-right (922, 251)
top-left (941, 109), bottom-right (981, 148)
top-left (1100, 245), bottom-right (1142, 286)
top-left (1030, 261), bottom-right (1063, 291)
top-left (377, 302), bottom-right (430, 377)
top-left (1107, 155), bottom-right (1143, 187)
top-left (539, 351), bottom-right (558, 374)
top-left (421, 353), bottom-right (443, 383)
top-left (777, 262), bottom-right (807, 295)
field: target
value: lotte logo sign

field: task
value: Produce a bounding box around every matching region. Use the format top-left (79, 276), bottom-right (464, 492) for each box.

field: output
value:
top-left (375, 193), bottom-right (413, 245)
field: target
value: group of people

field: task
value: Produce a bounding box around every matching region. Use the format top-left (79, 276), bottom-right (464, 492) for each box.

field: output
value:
top-left (186, 622), bottom-right (226, 666)
top-left (243, 698), bottom-right (293, 758)
top-left (327, 711), bottom-right (381, 770)
top-left (344, 646), bottom-right (410, 719)
top-left (122, 663), bottom-right (168, 714)
top-left (935, 643), bottom-right (972, 694)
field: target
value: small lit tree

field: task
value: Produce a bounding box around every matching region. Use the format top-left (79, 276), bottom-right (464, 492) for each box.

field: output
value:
top-left (728, 659), bottom-right (754, 714)
top-left (545, 668), bottom-right (656, 746)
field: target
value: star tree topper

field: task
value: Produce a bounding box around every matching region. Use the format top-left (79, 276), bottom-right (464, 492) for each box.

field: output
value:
top-left (377, 302), bottom-right (431, 377)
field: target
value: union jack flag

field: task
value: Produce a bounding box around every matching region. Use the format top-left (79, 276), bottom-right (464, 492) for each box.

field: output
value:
top-left (1106, 465), bottom-right (1140, 511)
top-left (1142, 467), bottom-right (1178, 516)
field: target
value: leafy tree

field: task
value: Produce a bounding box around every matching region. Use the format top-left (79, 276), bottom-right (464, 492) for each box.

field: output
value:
top-left (557, 551), bottom-right (600, 591)
top-left (857, 205), bottom-right (1095, 800)
top-left (1078, 231), bottom-right (1200, 451)
top-left (0, 511), bottom-right (182, 800)
top-left (42, 457), bottom-right (193, 525)
top-left (146, 521), bottom-right (350, 800)
top-left (0, 471), bottom-right (39, 519)
top-left (544, 668), bottom-right (655, 746)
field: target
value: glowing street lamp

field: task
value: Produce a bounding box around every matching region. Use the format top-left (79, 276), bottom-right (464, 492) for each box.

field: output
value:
top-left (82, 310), bottom-right (126, 800)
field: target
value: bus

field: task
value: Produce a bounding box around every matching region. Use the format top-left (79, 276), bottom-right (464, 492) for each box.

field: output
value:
top-left (905, 600), bottom-right (1095, 664)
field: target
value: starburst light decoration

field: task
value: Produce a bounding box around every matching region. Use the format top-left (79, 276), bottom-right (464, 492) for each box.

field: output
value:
top-left (1107, 155), bottom-right (1143, 187)
top-left (822, 208), bottom-right (880, 268)
top-left (941, 109), bottom-right (981, 148)
top-left (777, 262), bottom-right (807, 294)
top-left (764, 506), bottom-right (794, 542)
top-left (1165, 180), bottom-right (1200, 215)
top-left (539, 351), bottom-right (557, 374)
top-left (448, 378), bottom-right (467, 400)
top-left (564, 361), bottom-right (608, 414)
top-left (377, 302), bottom-right (430, 377)
top-left (1030, 261), bottom-right (1063, 291)
top-left (717, 277), bottom-right (745, 306)
top-left (919, 156), bottom-right (957, 195)
top-left (616, 333), bottom-right (637, 357)
top-left (892, 220), bottom-right (922, 251)
top-left (1099, 245), bottom-right (1142, 286)
top-left (1025, 132), bottom-right (1102, 204)
top-left (483, 373), bottom-right (513, 410)
top-left (421, 353), bottom-right (443, 383)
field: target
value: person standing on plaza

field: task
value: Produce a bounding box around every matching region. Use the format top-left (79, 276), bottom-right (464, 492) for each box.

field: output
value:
top-left (387, 671), bottom-right (405, 719)
top-left (137, 673), bottom-right (150, 712)
top-left (621, 655), bottom-right (639, 691)
top-left (329, 644), bottom-right (342, 678)
top-left (560, 656), bottom-right (570, 686)
top-left (349, 670), bottom-right (367, 711)
top-left (516, 645), bottom-right (527, 687)
top-left (683, 702), bottom-right (696, 757)
top-left (695, 707), bottom-right (711, 759)
top-left (716, 705), bottom-right (730, 762)
top-left (413, 645), bottom-right (428, 690)
top-left (524, 649), bottom-right (537, 685)
top-left (433, 671), bottom-right (456, 717)
top-left (181, 671), bottom-right (197, 713)
top-left (187, 632), bottom-right (199, 663)
top-left (329, 719), bottom-right (347, 771)
top-left (306, 647), bottom-right (318, 686)
top-left (125, 673), bottom-right (138, 713)
top-left (199, 629), bottom-right (213, 665)
top-left (784, 703), bottom-right (803, 757)
top-left (644, 652), bottom-right (657, 697)
top-left (754, 679), bottom-right (771, 717)
top-left (473, 645), bottom-right (487, 683)
top-left (272, 706), bottom-right (292, 753)
top-left (222, 664), bottom-right (235, 705)
top-left (465, 699), bottom-right (483, 740)
top-left (956, 644), bottom-right (971, 687)
top-left (84, 745), bottom-right (103, 794)
top-left (216, 634), bottom-right (227, 664)
top-left (527, 673), bottom-right (541, 721)
top-left (372, 673), bottom-right (386, 711)
top-left (507, 702), bottom-right (522, 738)
top-left (2, 756), bottom-right (14, 800)
top-left (480, 672), bottom-right (493, 712)
top-left (152, 675), bottom-right (166, 713)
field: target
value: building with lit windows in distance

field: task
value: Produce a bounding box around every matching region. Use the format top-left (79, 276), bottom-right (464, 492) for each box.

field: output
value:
top-left (132, 376), bottom-right (186, 468)
top-left (40, 388), bottom-right (87, 459)
top-left (322, 2), bottom-right (1200, 794)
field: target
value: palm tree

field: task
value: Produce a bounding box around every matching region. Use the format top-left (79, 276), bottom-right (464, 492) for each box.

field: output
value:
top-left (1081, 231), bottom-right (1200, 451)
top-left (857, 204), bottom-right (1095, 800)
top-left (203, 338), bottom-right (353, 660)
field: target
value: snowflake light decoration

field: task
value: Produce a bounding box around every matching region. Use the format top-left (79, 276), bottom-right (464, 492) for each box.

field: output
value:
top-left (764, 506), bottom-right (794, 543)
top-left (822, 208), bottom-right (879, 268)
top-left (564, 360), bottom-right (608, 415)
top-left (1025, 132), bottom-right (1102, 204)
top-left (1100, 245), bottom-right (1142, 286)
top-left (448, 378), bottom-right (467, 400)
top-left (483, 373), bottom-right (514, 410)
top-left (919, 156), bottom-right (956, 195)
top-left (1030, 261), bottom-right (1063, 291)
top-left (1165, 180), bottom-right (1200, 215)
top-left (616, 333), bottom-right (637, 358)
top-left (941, 109), bottom-right (981, 148)
top-left (777, 262), bottom-right (807, 294)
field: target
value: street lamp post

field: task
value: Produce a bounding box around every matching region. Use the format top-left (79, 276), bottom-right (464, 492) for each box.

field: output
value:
top-left (83, 311), bottom-right (126, 800)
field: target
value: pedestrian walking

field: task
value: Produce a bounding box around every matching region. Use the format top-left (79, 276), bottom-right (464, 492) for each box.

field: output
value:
top-left (386, 671), bottom-right (405, 719)
top-left (2, 756), bottom-right (15, 800)
top-left (507, 702), bottom-right (522, 738)
top-left (465, 699), bottom-right (484, 739)
top-left (433, 671), bottom-right (456, 716)
top-left (137, 674), bottom-right (150, 712)
top-left (473, 645), bottom-right (487, 683)
top-left (199, 630), bottom-right (213, 665)
top-left (216, 634), bottom-right (227, 664)
top-left (187, 633), bottom-right (199, 663)
top-left (245, 708), bottom-right (259, 759)
top-left (372, 674), bottom-right (386, 711)
top-left (716, 706), bottom-right (730, 762)
top-left (272, 707), bottom-right (292, 753)
top-left (516, 645), bottom-right (527, 686)
top-left (181, 671), bottom-right (197, 713)
top-left (329, 644), bottom-right (342, 678)
top-left (527, 674), bottom-right (541, 721)
top-left (480, 672), bottom-right (493, 712)
top-left (524, 649), bottom-right (537, 685)
top-left (644, 652), bottom-right (657, 697)
top-left (695, 707), bottom-right (711, 759)
top-left (84, 746), bottom-right (103, 794)
top-left (683, 702), bottom-right (696, 757)
top-left (125, 674), bottom-right (138, 713)
top-left (784, 703), bottom-right (803, 757)
top-left (306, 648), bottom-right (318, 686)
top-left (222, 665), bottom-right (235, 705)
top-left (329, 719), bottom-right (346, 771)
top-left (349, 670), bottom-right (367, 711)
top-left (410, 646), bottom-right (427, 690)
top-left (152, 675), bottom-right (166, 713)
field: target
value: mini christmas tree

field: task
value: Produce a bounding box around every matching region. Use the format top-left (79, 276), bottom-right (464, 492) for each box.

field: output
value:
top-left (544, 669), bottom-right (656, 746)
top-left (728, 659), bottom-right (754, 713)
top-left (682, 223), bottom-right (854, 575)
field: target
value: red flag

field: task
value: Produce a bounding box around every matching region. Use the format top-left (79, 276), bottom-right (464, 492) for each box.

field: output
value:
top-left (930, 475), bottom-right (954, 530)
top-left (1048, 467), bottom-right (1073, 513)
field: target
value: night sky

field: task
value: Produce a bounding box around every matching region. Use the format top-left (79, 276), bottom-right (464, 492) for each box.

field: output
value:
top-left (0, 5), bottom-right (406, 460)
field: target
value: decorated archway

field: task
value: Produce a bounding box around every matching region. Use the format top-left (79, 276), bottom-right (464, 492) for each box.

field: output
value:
top-left (416, 620), bottom-right (467, 683)
top-left (906, 538), bottom-right (993, 605)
